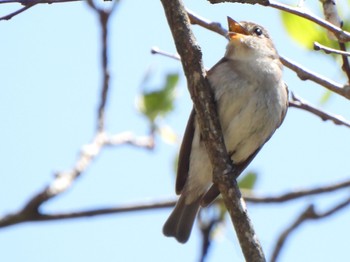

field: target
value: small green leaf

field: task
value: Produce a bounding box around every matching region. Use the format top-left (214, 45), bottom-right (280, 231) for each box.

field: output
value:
top-left (238, 171), bottom-right (257, 190)
top-left (137, 73), bottom-right (179, 123)
top-left (281, 11), bottom-right (338, 50)
top-left (319, 90), bottom-right (332, 105)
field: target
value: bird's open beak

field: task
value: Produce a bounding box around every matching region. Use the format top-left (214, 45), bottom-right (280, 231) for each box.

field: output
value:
top-left (227, 17), bottom-right (248, 40)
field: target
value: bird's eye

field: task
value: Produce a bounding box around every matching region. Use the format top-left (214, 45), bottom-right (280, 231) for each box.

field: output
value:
top-left (254, 27), bottom-right (263, 36)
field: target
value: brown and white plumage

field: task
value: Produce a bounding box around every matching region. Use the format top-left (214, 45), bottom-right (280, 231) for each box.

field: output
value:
top-left (163, 18), bottom-right (288, 243)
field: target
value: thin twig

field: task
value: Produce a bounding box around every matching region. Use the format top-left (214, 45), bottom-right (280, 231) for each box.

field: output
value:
top-left (187, 9), bottom-right (228, 39)
top-left (185, 10), bottom-right (350, 100)
top-left (289, 92), bottom-right (350, 128)
top-left (2, 170), bottom-right (349, 227)
top-left (152, 43), bottom-right (350, 128)
top-left (314, 42), bottom-right (350, 56)
top-left (244, 177), bottom-right (350, 203)
top-left (0, 0), bottom-right (83, 20)
top-left (0, 0), bottom-right (81, 4)
top-left (86, 0), bottom-right (119, 131)
top-left (0, 4), bottom-right (35, 20)
top-left (338, 42), bottom-right (350, 83)
top-left (280, 56), bottom-right (350, 99)
top-left (207, 0), bottom-right (350, 42)
top-left (0, 198), bottom-right (174, 227)
top-left (270, 197), bottom-right (350, 262)
top-left (319, 0), bottom-right (350, 82)
top-left (187, 9), bottom-right (227, 38)
top-left (151, 47), bottom-right (181, 61)
top-left (0, 131), bottom-right (154, 228)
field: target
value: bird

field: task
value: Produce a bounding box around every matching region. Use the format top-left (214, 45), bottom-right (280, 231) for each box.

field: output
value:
top-left (163, 17), bottom-right (288, 243)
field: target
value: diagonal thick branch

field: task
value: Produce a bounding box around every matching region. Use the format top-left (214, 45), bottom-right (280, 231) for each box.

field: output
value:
top-left (160, 0), bottom-right (265, 261)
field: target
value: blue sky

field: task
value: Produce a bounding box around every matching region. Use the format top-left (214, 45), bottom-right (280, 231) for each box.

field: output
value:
top-left (1, 1), bottom-right (350, 261)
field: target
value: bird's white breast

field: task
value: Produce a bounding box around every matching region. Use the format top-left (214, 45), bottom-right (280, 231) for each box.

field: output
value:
top-left (209, 59), bottom-right (285, 163)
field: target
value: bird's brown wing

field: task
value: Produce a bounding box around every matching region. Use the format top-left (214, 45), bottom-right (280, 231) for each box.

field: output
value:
top-left (200, 146), bottom-right (262, 207)
top-left (176, 57), bottom-right (230, 195)
top-left (176, 108), bottom-right (196, 195)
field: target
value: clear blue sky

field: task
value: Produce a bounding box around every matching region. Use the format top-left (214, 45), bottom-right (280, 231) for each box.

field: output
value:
top-left (1, 1), bottom-right (350, 261)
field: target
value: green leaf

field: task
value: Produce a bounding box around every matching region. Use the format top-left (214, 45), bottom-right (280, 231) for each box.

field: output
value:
top-left (238, 171), bottom-right (257, 190)
top-left (281, 11), bottom-right (338, 50)
top-left (137, 73), bottom-right (179, 123)
top-left (319, 90), bottom-right (332, 105)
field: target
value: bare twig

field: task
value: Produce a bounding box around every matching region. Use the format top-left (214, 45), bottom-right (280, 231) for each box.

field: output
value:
top-left (270, 197), bottom-right (350, 262)
top-left (0, 0), bottom-right (153, 229)
top-left (207, 0), bottom-right (350, 42)
top-left (0, 0), bottom-right (81, 4)
top-left (151, 47), bottom-right (181, 61)
top-left (0, 131), bottom-right (154, 228)
top-left (289, 92), bottom-right (350, 128)
top-left (2, 173), bottom-right (350, 227)
top-left (86, 0), bottom-right (119, 131)
top-left (0, 0), bottom-right (83, 20)
top-left (280, 56), bottom-right (350, 99)
top-left (320, 0), bottom-right (343, 40)
top-left (160, 0), bottom-right (265, 261)
top-left (244, 177), bottom-right (350, 203)
top-left (338, 42), bottom-right (350, 83)
top-left (0, 4), bottom-right (35, 20)
top-left (0, 198), bottom-right (174, 227)
top-left (187, 9), bottom-right (228, 39)
top-left (314, 42), bottom-right (350, 56)
top-left (185, 9), bottom-right (350, 100)
top-left (187, 9), bottom-right (227, 38)
top-left (152, 44), bottom-right (350, 128)
top-left (198, 210), bottom-right (221, 262)
top-left (319, 0), bottom-right (350, 82)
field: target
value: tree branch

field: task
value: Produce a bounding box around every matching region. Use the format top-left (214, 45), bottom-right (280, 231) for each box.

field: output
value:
top-left (289, 92), bottom-right (350, 128)
top-left (0, 1), bottom-right (153, 229)
top-left (0, 4), bottom-right (35, 20)
top-left (314, 42), bottom-right (350, 56)
top-left (160, 0), bottom-right (265, 260)
top-left (208, 0), bottom-right (350, 42)
top-left (0, 131), bottom-right (154, 228)
top-left (0, 0), bottom-right (81, 4)
top-left (279, 56), bottom-right (350, 99)
top-left (2, 173), bottom-right (349, 228)
top-left (0, 199), bottom-right (173, 227)
top-left (319, 0), bottom-right (350, 83)
top-left (0, 0), bottom-right (84, 20)
top-left (86, 0), bottom-right (119, 131)
top-left (244, 177), bottom-right (350, 203)
top-left (186, 9), bottom-right (350, 100)
top-left (187, 9), bottom-right (228, 40)
top-left (270, 198), bottom-right (350, 262)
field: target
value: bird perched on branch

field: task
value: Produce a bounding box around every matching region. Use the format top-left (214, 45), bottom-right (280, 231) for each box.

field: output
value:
top-left (163, 17), bottom-right (288, 243)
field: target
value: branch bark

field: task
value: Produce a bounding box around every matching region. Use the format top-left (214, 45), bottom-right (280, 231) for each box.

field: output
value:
top-left (270, 198), bottom-right (350, 262)
top-left (160, 0), bottom-right (265, 261)
top-left (289, 92), bottom-right (350, 128)
top-left (187, 9), bottom-right (350, 100)
top-left (208, 0), bottom-right (350, 42)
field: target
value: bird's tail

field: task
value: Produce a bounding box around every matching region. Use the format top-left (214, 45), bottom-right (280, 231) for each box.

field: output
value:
top-left (163, 194), bottom-right (201, 243)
